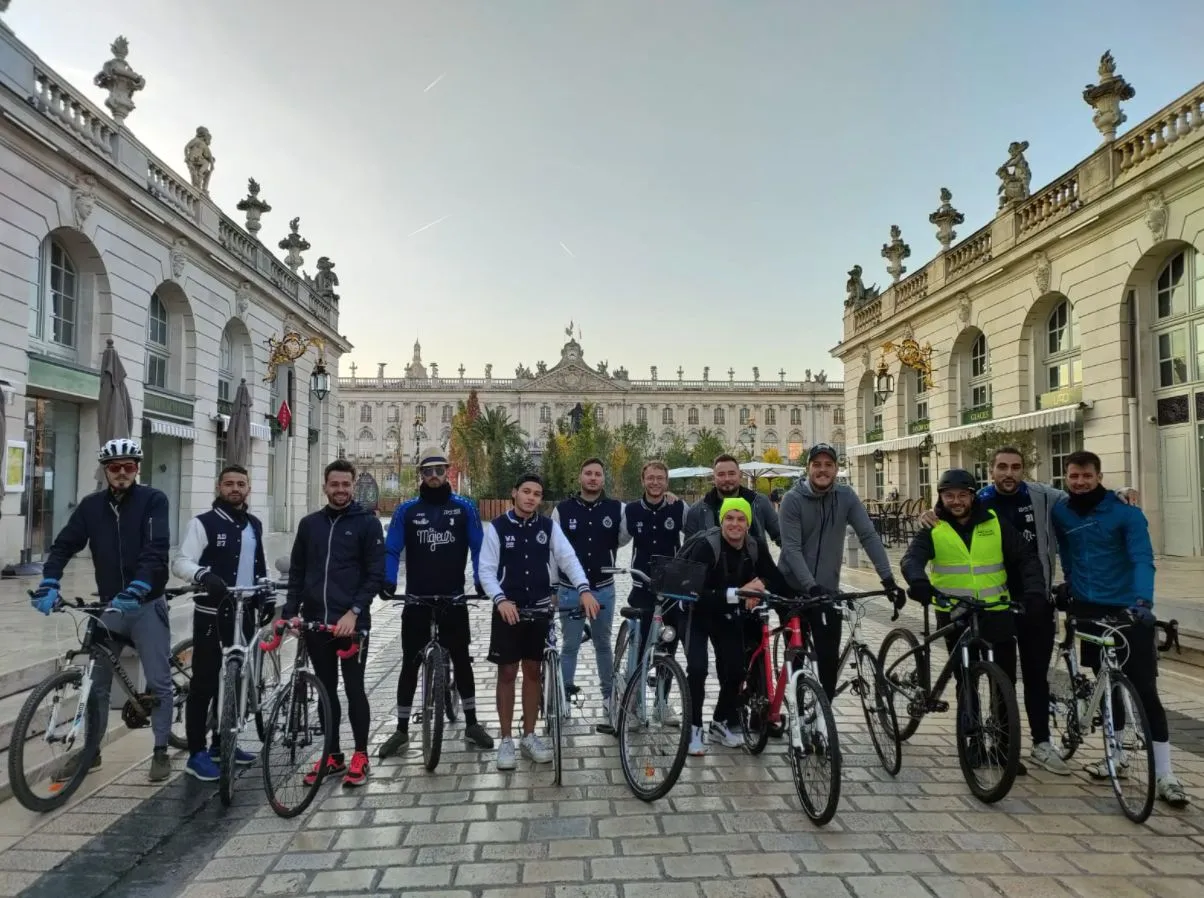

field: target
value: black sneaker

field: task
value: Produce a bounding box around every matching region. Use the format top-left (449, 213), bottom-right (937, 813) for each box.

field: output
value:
top-left (378, 728), bottom-right (409, 759)
top-left (52, 751), bottom-right (102, 783)
top-left (464, 723), bottom-right (495, 750)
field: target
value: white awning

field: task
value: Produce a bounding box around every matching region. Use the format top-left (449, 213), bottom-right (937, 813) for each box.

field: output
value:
top-left (846, 404), bottom-right (1082, 457)
top-left (147, 417), bottom-right (197, 440)
top-left (214, 414), bottom-right (272, 441)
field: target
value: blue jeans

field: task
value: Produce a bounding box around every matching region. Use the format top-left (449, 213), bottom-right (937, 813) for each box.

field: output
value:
top-left (558, 585), bottom-right (615, 700)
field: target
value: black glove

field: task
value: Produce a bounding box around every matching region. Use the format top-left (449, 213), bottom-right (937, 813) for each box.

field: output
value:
top-left (199, 571), bottom-right (227, 600)
top-left (908, 581), bottom-right (933, 604)
top-left (1052, 582), bottom-right (1072, 611)
top-left (379, 582), bottom-right (396, 600)
top-left (807, 584), bottom-right (827, 599)
top-left (882, 577), bottom-right (907, 610)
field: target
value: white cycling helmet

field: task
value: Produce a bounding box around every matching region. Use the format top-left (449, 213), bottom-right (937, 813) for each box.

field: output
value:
top-left (98, 437), bottom-right (143, 463)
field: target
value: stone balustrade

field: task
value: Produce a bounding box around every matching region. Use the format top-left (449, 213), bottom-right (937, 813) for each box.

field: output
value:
top-left (944, 226), bottom-right (994, 280)
top-left (1015, 170), bottom-right (1081, 236)
top-left (853, 298), bottom-right (883, 331)
top-left (145, 160), bottom-right (198, 219)
top-left (337, 376), bottom-right (844, 393)
top-left (29, 67), bottom-right (116, 158)
top-left (217, 216), bottom-right (258, 265)
top-left (894, 269), bottom-right (929, 310)
top-left (1115, 83), bottom-right (1204, 176)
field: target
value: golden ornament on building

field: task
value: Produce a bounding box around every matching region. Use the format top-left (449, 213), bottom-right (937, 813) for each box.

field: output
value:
top-left (881, 337), bottom-right (937, 389)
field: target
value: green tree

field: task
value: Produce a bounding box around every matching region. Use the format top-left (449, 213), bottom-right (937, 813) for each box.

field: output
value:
top-left (690, 428), bottom-right (726, 467)
top-left (541, 431), bottom-right (574, 500)
top-left (958, 426), bottom-right (1041, 479)
top-left (608, 421), bottom-right (654, 498)
top-left (473, 405), bottom-right (528, 497)
top-left (663, 433), bottom-right (692, 470)
top-left (449, 389), bottom-right (484, 494)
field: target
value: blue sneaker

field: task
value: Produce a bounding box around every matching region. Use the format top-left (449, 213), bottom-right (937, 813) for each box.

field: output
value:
top-left (209, 744), bottom-right (256, 766)
top-left (185, 751), bottom-right (220, 782)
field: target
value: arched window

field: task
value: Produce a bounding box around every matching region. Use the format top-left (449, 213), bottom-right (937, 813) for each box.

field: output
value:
top-left (968, 333), bottom-right (991, 410)
top-left (713, 408), bottom-right (725, 426)
top-left (218, 331), bottom-right (233, 403)
top-left (1045, 300), bottom-right (1082, 391)
top-left (145, 293), bottom-right (170, 389)
top-left (30, 239), bottom-right (78, 348)
top-left (662, 408), bottom-right (674, 425)
top-left (688, 407), bottom-right (699, 425)
top-left (1152, 250), bottom-right (1203, 390)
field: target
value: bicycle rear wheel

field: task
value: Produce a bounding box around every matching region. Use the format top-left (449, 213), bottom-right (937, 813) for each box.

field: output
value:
top-left (618, 655), bottom-right (690, 802)
top-left (261, 670), bottom-right (334, 819)
top-left (1047, 649), bottom-right (1084, 762)
top-left (856, 646), bottom-right (901, 776)
top-left (254, 645), bottom-right (283, 743)
top-left (8, 668), bottom-right (103, 813)
top-left (955, 660), bottom-right (1021, 804)
top-left (877, 628), bottom-right (923, 742)
top-left (218, 658), bottom-right (241, 807)
top-left (787, 672), bottom-right (841, 826)
top-left (168, 638), bottom-right (194, 751)
top-left (739, 653), bottom-right (771, 755)
top-left (421, 650), bottom-right (447, 772)
top-left (543, 652), bottom-right (563, 785)
top-left (1103, 671), bottom-right (1155, 824)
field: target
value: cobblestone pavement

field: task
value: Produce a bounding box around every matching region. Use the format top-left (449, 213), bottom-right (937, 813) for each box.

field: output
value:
top-left (1, 551), bottom-right (1203, 898)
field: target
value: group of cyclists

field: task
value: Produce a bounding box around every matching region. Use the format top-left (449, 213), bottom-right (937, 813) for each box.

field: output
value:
top-left (27, 434), bottom-right (1191, 812)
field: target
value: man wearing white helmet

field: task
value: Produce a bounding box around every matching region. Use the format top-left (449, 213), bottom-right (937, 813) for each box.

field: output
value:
top-left (31, 437), bottom-right (175, 783)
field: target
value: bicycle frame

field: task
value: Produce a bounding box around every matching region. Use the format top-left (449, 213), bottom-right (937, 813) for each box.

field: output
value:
top-left (1057, 615), bottom-right (1126, 752)
top-left (214, 584), bottom-right (280, 751)
top-left (746, 607), bottom-right (811, 746)
top-left (895, 604), bottom-right (1000, 708)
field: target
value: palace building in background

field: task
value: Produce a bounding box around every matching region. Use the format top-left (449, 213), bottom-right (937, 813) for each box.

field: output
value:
top-left (834, 52), bottom-right (1204, 555)
top-left (337, 330), bottom-right (845, 494)
top-left (0, 14), bottom-right (349, 566)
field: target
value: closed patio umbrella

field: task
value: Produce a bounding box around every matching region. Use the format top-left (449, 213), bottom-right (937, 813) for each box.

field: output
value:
top-left (225, 378), bottom-right (253, 468)
top-left (97, 338), bottom-right (134, 486)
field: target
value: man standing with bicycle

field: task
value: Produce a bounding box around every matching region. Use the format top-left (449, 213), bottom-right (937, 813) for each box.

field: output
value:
top-left (552, 457), bottom-right (624, 720)
top-left (778, 443), bottom-right (905, 699)
top-left (30, 438), bottom-right (175, 783)
top-left (379, 447), bottom-right (494, 758)
top-left (1051, 450), bottom-right (1189, 807)
top-left (479, 473), bottom-right (597, 770)
top-left (901, 468), bottom-right (1046, 768)
top-left (283, 459), bottom-right (384, 788)
top-left (171, 464), bottom-right (266, 781)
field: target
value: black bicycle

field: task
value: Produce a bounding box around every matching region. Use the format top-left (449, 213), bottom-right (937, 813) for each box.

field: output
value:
top-left (877, 594), bottom-right (1022, 803)
top-left (9, 585), bottom-right (197, 813)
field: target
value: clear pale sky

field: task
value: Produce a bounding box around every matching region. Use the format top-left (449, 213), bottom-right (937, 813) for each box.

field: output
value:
top-left (10, 0), bottom-right (1202, 382)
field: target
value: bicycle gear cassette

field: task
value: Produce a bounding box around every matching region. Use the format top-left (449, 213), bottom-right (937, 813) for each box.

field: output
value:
top-left (121, 693), bottom-right (159, 729)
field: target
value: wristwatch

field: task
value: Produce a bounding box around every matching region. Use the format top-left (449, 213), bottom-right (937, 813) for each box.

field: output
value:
top-left (350, 606), bottom-right (361, 616)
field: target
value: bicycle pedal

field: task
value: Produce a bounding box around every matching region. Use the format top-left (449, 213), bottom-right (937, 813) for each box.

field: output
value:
top-left (929, 700), bottom-right (949, 714)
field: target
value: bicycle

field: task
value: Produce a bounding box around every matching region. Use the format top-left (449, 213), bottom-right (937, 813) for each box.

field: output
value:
top-left (257, 618), bottom-right (366, 818)
top-left (1048, 607), bottom-right (1156, 823)
top-left (877, 594), bottom-right (1023, 803)
top-left (212, 581), bottom-right (285, 806)
top-left (382, 594), bottom-right (481, 772)
top-left (8, 585), bottom-right (198, 813)
top-left (600, 562), bottom-right (695, 803)
top-left (735, 589), bottom-right (842, 825)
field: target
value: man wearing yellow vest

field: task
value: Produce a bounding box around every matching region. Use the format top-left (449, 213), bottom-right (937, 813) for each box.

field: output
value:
top-left (901, 468), bottom-right (1046, 767)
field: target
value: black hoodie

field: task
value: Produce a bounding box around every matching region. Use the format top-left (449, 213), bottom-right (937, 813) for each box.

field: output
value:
top-left (284, 500), bottom-right (384, 628)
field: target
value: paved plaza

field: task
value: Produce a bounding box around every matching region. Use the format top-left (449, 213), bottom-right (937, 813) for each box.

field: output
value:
top-left (0, 549), bottom-right (1201, 898)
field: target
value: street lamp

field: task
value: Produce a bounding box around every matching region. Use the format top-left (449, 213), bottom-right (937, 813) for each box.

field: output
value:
top-left (310, 355), bottom-right (331, 401)
top-left (873, 358), bottom-right (895, 405)
top-left (412, 415), bottom-right (427, 465)
top-left (873, 448), bottom-right (885, 471)
top-left (265, 331), bottom-right (330, 403)
top-left (918, 433), bottom-right (934, 455)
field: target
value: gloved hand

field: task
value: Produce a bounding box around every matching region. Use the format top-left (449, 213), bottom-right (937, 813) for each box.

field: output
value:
top-left (379, 582), bottom-right (396, 600)
top-left (1128, 599), bottom-right (1155, 627)
top-left (31, 578), bottom-right (61, 615)
top-left (882, 577), bottom-right (907, 610)
top-left (807, 584), bottom-right (827, 599)
top-left (111, 580), bottom-right (150, 613)
top-left (199, 571), bottom-right (227, 600)
top-left (908, 580), bottom-right (933, 604)
top-left (1052, 582), bottom-right (1072, 610)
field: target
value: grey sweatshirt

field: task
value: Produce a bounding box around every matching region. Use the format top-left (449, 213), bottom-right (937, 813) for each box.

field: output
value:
top-left (778, 478), bottom-right (893, 593)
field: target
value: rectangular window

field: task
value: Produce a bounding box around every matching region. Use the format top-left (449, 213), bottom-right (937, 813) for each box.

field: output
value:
top-left (790, 408), bottom-right (802, 425)
top-left (688, 408), bottom-right (699, 425)
top-left (636, 407), bottom-right (647, 425)
top-left (973, 462), bottom-right (990, 490)
top-left (1159, 329), bottom-right (1188, 387)
top-left (146, 353), bottom-right (167, 389)
top-left (874, 468), bottom-right (885, 500)
top-left (218, 378), bottom-right (230, 403)
top-left (915, 398), bottom-right (928, 420)
top-left (739, 408), bottom-right (750, 425)
top-left (540, 405), bottom-right (551, 424)
top-left (662, 408), bottom-right (673, 425)
top-left (918, 455), bottom-right (931, 506)
top-left (764, 408), bottom-right (776, 426)
top-left (971, 384), bottom-right (991, 408)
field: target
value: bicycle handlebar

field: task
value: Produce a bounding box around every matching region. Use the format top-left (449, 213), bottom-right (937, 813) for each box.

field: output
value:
top-left (601, 566), bottom-right (652, 587)
top-left (258, 618), bottom-right (368, 659)
top-left (515, 605), bottom-right (607, 622)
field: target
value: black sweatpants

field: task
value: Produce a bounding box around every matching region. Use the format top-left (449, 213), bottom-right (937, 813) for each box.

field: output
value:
top-left (804, 606), bottom-right (844, 700)
top-left (186, 605), bottom-right (254, 755)
top-left (685, 607), bottom-right (743, 728)
top-left (307, 630), bottom-right (371, 756)
top-left (1017, 596), bottom-right (1057, 745)
top-left (936, 607), bottom-right (1017, 753)
top-left (396, 604), bottom-right (477, 726)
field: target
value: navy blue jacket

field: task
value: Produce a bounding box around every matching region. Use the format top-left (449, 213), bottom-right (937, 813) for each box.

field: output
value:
top-left (1052, 491), bottom-right (1156, 608)
top-left (479, 510), bottom-right (589, 608)
top-left (284, 501), bottom-right (384, 628)
top-left (172, 501), bottom-right (267, 612)
top-left (384, 485), bottom-right (483, 596)
top-left (622, 497), bottom-right (687, 604)
top-left (553, 495), bottom-right (623, 589)
top-left (42, 483), bottom-right (171, 602)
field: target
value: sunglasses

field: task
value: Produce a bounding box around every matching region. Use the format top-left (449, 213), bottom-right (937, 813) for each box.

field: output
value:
top-left (105, 461), bottom-right (138, 474)
top-left (421, 465), bottom-right (448, 477)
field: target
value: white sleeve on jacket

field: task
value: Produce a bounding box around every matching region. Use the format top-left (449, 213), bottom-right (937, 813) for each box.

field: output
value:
top-left (551, 521), bottom-right (590, 592)
top-left (479, 524), bottom-right (505, 604)
top-left (617, 502), bottom-right (633, 547)
top-left (171, 517), bottom-right (208, 583)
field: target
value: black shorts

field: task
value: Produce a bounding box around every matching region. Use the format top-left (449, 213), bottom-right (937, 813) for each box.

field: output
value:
top-left (487, 607), bottom-right (551, 665)
top-left (401, 603), bottom-right (471, 662)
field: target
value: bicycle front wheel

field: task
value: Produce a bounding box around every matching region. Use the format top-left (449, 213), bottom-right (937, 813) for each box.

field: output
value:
top-left (261, 670), bottom-right (334, 819)
top-left (618, 655), bottom-right (690, 802)
top-left (542, 652), bottom-right (563, 785)
top-left (787, 673), bottom-right (841, 826)
top-left (218, 658), bottom-right (241, 807)
top-left (421, 650), bottom-right (447, 773)
top-left (856, 646), bottom-right (901, 776)
top-left (955, 659), bottom-right (1021, 804)
top-left (602, 618), bottom-right (634, 735)
top-left (877, 628), bottom-right (923, 742)
top-left (1103, 671), bottom-right (1155, 824)
top-left (8, 668), bottom-right (103, 814)
top-left (168, 638), bottom-right (194, 751)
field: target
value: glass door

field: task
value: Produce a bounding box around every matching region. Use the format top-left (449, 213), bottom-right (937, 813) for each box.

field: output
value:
top-left (22, 398), bottom-right (81, 561)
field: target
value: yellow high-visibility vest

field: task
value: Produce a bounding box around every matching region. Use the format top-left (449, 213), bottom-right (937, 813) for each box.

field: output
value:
top-left (929, 510), bottom-right (1010, 610)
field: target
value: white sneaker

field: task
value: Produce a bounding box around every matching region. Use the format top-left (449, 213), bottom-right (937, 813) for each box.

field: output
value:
top-left (709, 720), bottom-right (743, 748)
top-left (496, 737), bottom-right (516, 771)
top-left (1030, 742), bottom-right (1072, 776)
top-left (655, 701), bottom-right (681, 728)
top-left (520, 733), bottom-right (554, 764)
top-left (688, 725), bottom-right (707, 756)
top-left (1157, 774), bottom-right (1190, 808)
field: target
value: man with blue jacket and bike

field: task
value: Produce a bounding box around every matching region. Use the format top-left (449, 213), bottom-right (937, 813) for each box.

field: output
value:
top-left (1051, 450), bottom-right (1189, 807)
top-left (30, 438), bottom-right (175, 783)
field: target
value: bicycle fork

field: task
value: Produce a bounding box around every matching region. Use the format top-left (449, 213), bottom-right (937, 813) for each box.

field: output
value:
top-left (60, 658), bottom-right (97, 750)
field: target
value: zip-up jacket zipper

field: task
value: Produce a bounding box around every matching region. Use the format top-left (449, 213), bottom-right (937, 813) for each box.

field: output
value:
top-left (323, 511), bottom-right (344, 622)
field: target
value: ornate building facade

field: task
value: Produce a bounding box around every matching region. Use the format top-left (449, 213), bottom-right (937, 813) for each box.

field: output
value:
top-left (833, 52), bottom-right (1204, 555)
top-left (337, 329), bottom-right (845, 493)
top-left (0, 12), bottom-right (349, 567)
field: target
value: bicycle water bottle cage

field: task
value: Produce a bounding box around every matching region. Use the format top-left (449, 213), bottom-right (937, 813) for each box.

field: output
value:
top-left (121, 693), bottom-right (159, 729)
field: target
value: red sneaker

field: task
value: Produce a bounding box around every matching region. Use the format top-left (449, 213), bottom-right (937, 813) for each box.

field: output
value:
top-left (343, 751), bottom-right (369, 788)
top-left (303, 754), bottom-right (346, 786)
